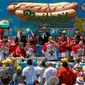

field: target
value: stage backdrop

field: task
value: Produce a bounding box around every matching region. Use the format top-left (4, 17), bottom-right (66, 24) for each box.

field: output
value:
top-left (0, 0), bottom-right (85, 36)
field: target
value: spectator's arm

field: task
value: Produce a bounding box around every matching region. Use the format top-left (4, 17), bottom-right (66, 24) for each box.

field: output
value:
top-left (30, 31), bottom-right (34, 36)
top-left (12, 73), bottom-right (17, 83)
top-left (42, 44), bottom-right (47, 54)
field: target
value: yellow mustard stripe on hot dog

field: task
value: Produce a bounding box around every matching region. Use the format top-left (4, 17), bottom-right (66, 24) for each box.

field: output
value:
top-left (62, 4), bottom-right (71, 8)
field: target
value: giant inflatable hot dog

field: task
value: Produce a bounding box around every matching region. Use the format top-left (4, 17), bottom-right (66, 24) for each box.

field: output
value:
top-left (7, 2), bottom-right (78, 22)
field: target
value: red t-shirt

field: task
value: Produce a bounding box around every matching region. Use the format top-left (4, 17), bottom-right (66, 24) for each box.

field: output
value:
top-left (72, 44), bottom-right (79, 54)
top-left (57, 66), bottom-right (77, 85)
top-left (57, 39), bottom-right (67, 53)
top-left (9, 46), bottom-right (16, 53)
top-left (72, 44), bottom-right (85, 55)
top-left (66, 37), bottom-right (74, 51)
top-left (12, 46), bottom-right (24, 57)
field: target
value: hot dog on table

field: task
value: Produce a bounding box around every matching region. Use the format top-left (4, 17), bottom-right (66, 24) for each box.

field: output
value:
top-left (7, 2), bottom-right (78, 21)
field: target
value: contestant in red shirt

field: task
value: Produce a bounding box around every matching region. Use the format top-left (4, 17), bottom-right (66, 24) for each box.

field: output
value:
top-left (12, 42), bottom-right (24, 57)
top-left (72, 40), bottom-right (85, 60)
top-left (57, 31), bottom-right (67, 58)
top-left (57, 60), bottom-right (77, 85)
top-left (25, 41), bottom-right (37, 58)
top-left (42, 36), bottom-right (59, 61)
top-left (66, 37), bottom-right (75, 57)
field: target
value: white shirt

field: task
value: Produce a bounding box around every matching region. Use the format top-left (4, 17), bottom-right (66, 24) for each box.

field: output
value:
top-left (42, 42), bottom-right (57, 60)
top-left (25, 47), bottom-right (35, 58)
top-left (4, 46), bottom-right (9, 54)
top-left (22, 65), bottom-right (38, 84)
top-left (43, 66), bottom-right (57, 81)
top-left (37, 67), bottom-right (46, 82)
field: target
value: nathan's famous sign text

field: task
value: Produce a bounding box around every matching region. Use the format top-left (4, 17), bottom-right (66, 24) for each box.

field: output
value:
top-left (24, 10), bottom-right (75, 25)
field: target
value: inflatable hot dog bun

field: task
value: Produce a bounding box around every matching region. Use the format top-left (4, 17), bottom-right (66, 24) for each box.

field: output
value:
top-left (7, 2), bottom-right (78, 21)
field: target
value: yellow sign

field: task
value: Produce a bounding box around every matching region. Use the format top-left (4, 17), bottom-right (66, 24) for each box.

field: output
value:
top-left (74, 17), bottom-right (85, 34)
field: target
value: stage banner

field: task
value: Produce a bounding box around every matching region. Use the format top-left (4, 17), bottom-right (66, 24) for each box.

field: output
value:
top-left (4, 29), bottom-right (12, 37)
top-left (50, 28), bottom-right (59, 36)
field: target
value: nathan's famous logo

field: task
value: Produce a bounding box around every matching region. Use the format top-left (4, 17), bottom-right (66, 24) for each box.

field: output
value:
top-left (23, 10), bottom-right (74, 25)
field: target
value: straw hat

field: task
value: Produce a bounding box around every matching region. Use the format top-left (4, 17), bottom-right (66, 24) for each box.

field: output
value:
top-left (47, 76), bottom-right (59, 85)
top-left (61, 58), bottom-right (68, 62)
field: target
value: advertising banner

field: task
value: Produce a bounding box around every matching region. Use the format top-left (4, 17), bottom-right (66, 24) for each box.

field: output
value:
top-left (0, 0), bottom-right (85, 36)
